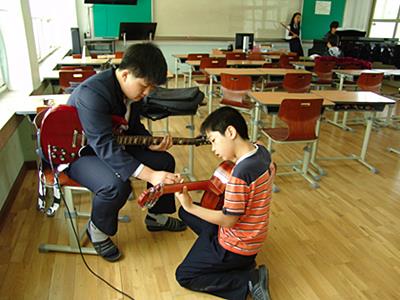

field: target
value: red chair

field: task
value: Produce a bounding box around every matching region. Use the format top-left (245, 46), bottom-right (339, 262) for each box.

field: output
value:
top-left (261, 98), bottom-right (323, 189)
top-left (247, 52), bottom-right (265, 60)
top-left (193, 57), bottom-right (227, 86)
top-left (59, 69), bottom-right (96, 93)
top-left (220, 73), bottom-right (253, 111)
top-left (311, 60), bottom-right (336, 89)
top-left (279, 53), bottom-right (298, 69)
top-left (33, 108), bottom-right (130, 255)
top-left (225, 52), bottom-right (246, 60)
top-left (114, 51), bottom-right (124, 58)
top-left (357, 72), bottom-right (384, 93)
top-left (282, 73), bottom-right (312, 93)
top-left (183, 53), bottom-right (210, 87)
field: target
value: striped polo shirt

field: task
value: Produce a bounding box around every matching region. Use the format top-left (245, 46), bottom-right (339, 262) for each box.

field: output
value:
top-left (219, 144), bottom-right (275, 256)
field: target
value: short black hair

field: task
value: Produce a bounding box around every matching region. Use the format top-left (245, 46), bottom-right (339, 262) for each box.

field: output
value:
top-left (330, 21), bottom-right (339, 29)
top-left (118, 43), bottom-right (167, 85)
top-left (200, 106), bottom-right (249, 140)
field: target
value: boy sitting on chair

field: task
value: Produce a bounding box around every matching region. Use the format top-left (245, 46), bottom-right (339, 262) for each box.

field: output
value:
top-left (175, 107), bottom-right (275, 300)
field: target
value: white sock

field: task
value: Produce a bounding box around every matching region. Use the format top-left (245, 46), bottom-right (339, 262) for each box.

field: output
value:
top-left (147, 213), bottom-right (168, 225)
top-left (88, 220), bottom-right (108, 242)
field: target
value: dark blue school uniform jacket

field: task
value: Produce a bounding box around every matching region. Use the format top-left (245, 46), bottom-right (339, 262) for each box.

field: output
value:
top-left (67, 67), bottom-right (150, 182)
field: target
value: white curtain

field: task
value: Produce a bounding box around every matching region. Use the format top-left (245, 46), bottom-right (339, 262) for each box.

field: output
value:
top-left (342, 0), bottom-right (374, 31)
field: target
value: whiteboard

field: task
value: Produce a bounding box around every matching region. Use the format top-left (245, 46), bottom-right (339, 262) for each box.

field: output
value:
top-left (153, 0), bottom-right (302, 38)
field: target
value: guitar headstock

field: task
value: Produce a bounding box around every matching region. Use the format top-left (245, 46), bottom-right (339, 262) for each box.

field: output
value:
top-left (194, 135), bottom-right (211, 147)
top-left (137, 183), bottom-right (165, 208)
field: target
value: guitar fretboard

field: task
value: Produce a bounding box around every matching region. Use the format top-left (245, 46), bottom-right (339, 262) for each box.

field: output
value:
top-left (115, 135), bottom-right (209, 146)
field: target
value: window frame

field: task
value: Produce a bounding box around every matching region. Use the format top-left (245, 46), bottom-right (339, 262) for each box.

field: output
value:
top-left (368, 0), bottom-right (400, 38)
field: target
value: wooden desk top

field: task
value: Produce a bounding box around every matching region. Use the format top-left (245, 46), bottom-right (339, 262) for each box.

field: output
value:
top-left (186, 59), bottom-right (266, 66)
top-left (248, 92), bottom-right (334, 106)
top-left (290, 61), bottom-right (315, 67)
top-left (205, 68), bottom-right (311, 76)
top-left (59, 57), bottom-right (122, 66)
top-left (311, 90), bottom-right (396, 104)
top-left (44, 70), bottom-right (173, 80)
top-left (334, 69), bottom-right (400, 76)
top-left (15, 95), bottom-right (70, 115)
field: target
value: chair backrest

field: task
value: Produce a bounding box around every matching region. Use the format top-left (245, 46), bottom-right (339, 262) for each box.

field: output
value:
top-left (220, 73), bottom-right (252, 108)
top-left (59, 69), bottom-right (96, 91)
top-left (247, 51), bottom-right (264, 60)
top-left (278, 99), bottom-right (323, 141)
top-left (279, 53), bottom-right (298, 68)
top-left (199, 57), bottom-right (227, 70)
top-left (225, 52), bottom-right (246, 60)
top-left (115, 51), bottom-right (124, 58)
top-left (313, 60), bottom-right (336, 82)
top-left (262, 62), bottom-right (279, 68)
top-left (33, 108), bottom-right (50, 130)
top-left (187, 53), bottom-right (210, 60)
top-left (357, 72), bottom-right (384, 93)
top-left (282, 73), bottom-right (312, 92)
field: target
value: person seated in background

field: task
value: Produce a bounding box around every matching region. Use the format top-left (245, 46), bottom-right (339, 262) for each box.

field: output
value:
top-left (324, 21), bottom-right (341, 57)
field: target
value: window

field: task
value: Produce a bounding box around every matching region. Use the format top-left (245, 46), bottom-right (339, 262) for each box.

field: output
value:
top-left (0, 22), bottom-right (7, 92)
top-left (369, 0), bottom-right (400, 38)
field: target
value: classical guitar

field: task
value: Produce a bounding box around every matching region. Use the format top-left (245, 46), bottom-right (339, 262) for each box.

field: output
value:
top-left (137, 161), bottom-right (234, 210)
top-left (40, 105), bottom-right (210, 165)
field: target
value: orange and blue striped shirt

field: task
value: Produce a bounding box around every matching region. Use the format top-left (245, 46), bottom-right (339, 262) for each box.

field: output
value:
top-left (218, 144), bottom-right (275, 256)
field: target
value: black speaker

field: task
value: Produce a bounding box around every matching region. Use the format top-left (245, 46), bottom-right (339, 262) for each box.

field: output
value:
top-left (71, 27), bottom-right (82, 54)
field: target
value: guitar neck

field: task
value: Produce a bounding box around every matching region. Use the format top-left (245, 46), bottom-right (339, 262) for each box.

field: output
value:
top-left (161, 180), bottom-right (211, 195)
top-left (115, 135), bottom-right (203, 146)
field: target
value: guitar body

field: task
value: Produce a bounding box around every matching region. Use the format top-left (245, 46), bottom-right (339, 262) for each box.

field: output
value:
top-left (39, 105), bottom-right (209, 165)
top-left (137, 160), bottom-right (235, 210)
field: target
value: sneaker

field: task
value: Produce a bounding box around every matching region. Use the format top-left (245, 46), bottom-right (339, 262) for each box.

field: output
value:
top-left (86, 229), bottom-right (122, 262)
top-left (248, 265), bottom-right (271, 300)
top-left (145, 215), bottom-right (187, 232)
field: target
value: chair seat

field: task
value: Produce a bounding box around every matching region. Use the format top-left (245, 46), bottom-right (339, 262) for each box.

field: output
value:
top-left (220, 98), bottom-right (253, 109)
top-left (43, 169), bottom-right (81, 187)
top-left (262, 127), bottom-right (317, 142)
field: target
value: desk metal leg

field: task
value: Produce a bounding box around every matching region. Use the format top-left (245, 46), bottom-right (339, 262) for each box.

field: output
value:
top-left (388, 147), bottom-right (400, 154)
top-left (174, 58), bottom-right (179, 88)
top-left (318, 112), bottom-right (378, 174)
top-left (251, 102), bottom-right (261, 142)
top-left (309, 118), bottom-right (326, 177)
top-left (181, 115), bottom-right (196, 181)
top-left (208, 75), bottom-right (213, 115)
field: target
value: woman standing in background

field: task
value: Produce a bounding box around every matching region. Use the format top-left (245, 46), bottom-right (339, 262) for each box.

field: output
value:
top-left (286, 12), bottom-right (304, 56)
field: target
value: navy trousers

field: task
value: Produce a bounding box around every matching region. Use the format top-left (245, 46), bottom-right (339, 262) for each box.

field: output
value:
top-left (66, 146), bottom-right (176, 235)
top-left (176, 207), bottom-right (256, 300)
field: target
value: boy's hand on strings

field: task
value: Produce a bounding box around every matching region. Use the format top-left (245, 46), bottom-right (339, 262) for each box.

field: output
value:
top-left (149, 135), bottom-right (173, 151)
top-left (175, 186), bottom-right (193, 210)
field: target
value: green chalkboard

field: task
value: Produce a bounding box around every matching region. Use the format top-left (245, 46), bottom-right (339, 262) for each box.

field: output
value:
top-left (302, 0), bottom-right (346, 40)
top-left (93, 0), bottom-right (152, 38)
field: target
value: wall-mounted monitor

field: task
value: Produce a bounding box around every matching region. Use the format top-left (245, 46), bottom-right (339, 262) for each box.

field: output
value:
top-left (84, 0), bottom-right (137, 4)
top-left (235, 33), bottom-right (254, 51)
top-left (119, 22), bottom-right (157, 41)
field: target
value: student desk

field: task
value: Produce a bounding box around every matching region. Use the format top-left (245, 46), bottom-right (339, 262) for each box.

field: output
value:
top-left (290, 61), bottom-right (315, 69)
top-left (58, 56), bottom-right (122, 67)
top-left (329, 69), bottom-right (400, 130)
top-left (311, 90), bottom-right (396, 174)
top-left (204, 68), bottom-right (311, 114)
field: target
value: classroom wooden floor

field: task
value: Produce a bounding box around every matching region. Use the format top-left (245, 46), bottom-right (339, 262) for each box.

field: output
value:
top-left (1, 95), bottom-right (400, 300)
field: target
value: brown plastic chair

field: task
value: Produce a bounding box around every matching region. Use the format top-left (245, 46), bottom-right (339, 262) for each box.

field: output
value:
top-left (115, 51), bottom-right (124, 58)
top-left (261, 98), bottom-right (323, 189)
top-left (59, 69), bottom-right (96, 93)
top-left (279, 54), bottom-right (298, 69)
top-left (357, 72), bottom-right (384, 93)
top-left (225, 52), bottom-right (246, 60)
top-left (220, 73), bottom-right (253, 111)
top-left (193, 57), bottom-right (227, 85)
top-left (247, 52), bottom-right (265, 60)
top-left (282, 73), bottom-right (312, 93)
top-left (312, 60), bottom-right (336, 89)
top-left (183, 53), bottom-right (210, 87)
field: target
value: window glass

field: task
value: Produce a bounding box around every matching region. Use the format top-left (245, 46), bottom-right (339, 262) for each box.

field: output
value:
top-left (370, 21), bottom-right (397, 38)
top-left (373, 0), bottom-right (400, 19)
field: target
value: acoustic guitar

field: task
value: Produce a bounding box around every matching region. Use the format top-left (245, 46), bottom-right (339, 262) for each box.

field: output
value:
top-left (137, 160), bottom-right (234, 210)
top-left (39, 105), bottom-right (210, 165)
